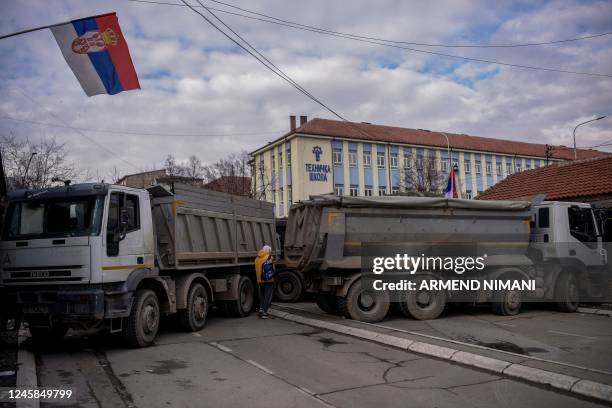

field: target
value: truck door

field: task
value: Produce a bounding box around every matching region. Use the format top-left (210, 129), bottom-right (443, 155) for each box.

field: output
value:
top-left (103, 191), bottom-right (147, 283)
top-left (566, 206), bottom-right (604, 268)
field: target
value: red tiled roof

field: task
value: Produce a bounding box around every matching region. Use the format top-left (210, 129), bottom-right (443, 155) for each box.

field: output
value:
top-left (205, 176), bottom-right (251, 196)
top-left (280, 118), bottom-right (608, 160)
top-left (477, 156), bottom-right (612, 201)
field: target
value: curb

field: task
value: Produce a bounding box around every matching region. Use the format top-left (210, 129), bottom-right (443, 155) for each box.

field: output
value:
top-left (270, 308), bottom-right (612, 404)
top-left (16, 327), bottom-right (39, 408)
top-left (577, 307), bottom-right (612, 317)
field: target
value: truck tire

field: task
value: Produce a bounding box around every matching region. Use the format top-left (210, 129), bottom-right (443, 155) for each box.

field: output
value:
top-left (399, 288), bottom-right (446, 320)
top-left (555, 272), bottom-right (579, 312)
top-left (124, 289), bottom-right (160, 347)
top-left (345, 282), bottom-right (390, 322)
top-left (491, 288), bottom-right (522, 316)
top-left (315, 292), bottom-right (339, 315)
top-left (228, 276), bottom-right (255, 317)
top-left (178, 282), bottom-right (208, 332)
top-left (274, 271), bottom-right (303, 302)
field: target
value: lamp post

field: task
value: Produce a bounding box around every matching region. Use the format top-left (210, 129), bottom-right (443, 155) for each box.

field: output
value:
top-left (573, 116), bottom-right (606, 159)
top-left (439, 132), bottom-right (451, 169)
top-left (23, 152), bottom-right (37, 188)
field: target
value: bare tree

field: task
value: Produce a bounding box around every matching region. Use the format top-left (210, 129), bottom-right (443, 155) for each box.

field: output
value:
top-left (185, 155), bottom-right (203, 179)
top-left (202, 151), bottom-right (252, 196)
top-left (251, 158), bottom-right (275, 200)
top-left (164, 154), bottom-right (186, 177)
top-left (1, 135), bottom-right (79, 190)
top-left (400, 153), bottom-right (445, 197)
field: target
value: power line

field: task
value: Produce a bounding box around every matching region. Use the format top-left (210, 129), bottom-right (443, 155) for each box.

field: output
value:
top-left (129, 0), bottom-right (612, 49)
top-left (11, 89), bottom-right (142, 172)
top-left (128, 0), bottom-right (612, 78)
top-left (0, 115), bottom-right (284, 137)
top-left (179, 0), bottom-right (349, 121)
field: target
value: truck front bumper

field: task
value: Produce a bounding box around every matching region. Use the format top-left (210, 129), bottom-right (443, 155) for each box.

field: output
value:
top-left (0, 284), bottom-right (133, 323)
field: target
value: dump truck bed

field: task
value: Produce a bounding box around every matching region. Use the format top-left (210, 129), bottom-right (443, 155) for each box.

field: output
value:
top-left (149, 183), bottom-right (277, 271)
top-left (284, 195), bottom-right (532, 272)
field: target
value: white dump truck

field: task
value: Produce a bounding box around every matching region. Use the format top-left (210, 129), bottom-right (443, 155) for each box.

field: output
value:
top-left (0, 182), bottom-right (278, 346)
top-left (283, 196), bottom-right (609, 322)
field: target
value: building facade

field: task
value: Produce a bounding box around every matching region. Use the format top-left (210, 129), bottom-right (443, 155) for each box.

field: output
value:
top-left (251, 117), bottom-right (607, 217)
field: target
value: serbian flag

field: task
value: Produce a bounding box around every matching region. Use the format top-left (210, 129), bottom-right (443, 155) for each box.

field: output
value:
top-left (443, 167), bottom-right (460, 199)
top-left (51, 13), bottom-right (140, 96)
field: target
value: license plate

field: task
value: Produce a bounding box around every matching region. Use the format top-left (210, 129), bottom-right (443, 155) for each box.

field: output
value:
top-left (23, 305), bottom-right (49, 314)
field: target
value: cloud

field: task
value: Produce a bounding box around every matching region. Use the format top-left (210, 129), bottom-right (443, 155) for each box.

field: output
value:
top-left (0, 0), bottom-right (610, 180)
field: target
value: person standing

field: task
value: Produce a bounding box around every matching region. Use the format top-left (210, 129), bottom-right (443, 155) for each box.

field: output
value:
top-left (255, 245), bottom-right (275, 319)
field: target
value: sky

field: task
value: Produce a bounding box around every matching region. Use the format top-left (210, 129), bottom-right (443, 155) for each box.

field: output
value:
top-left (0, 0), bottom-right (611, 179)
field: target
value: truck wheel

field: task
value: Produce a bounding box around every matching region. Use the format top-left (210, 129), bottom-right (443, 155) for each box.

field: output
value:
top-left (345, 282), bottom-right (390, 322)
top-left (555, 273), bottom-right (579, 312)
top-left (315, 292), bottom-right (339, 315)
top-left (178, 282), bottom-right (208, 332)
top-left (30, 324), bottom-right (68, 343)
top-left (228, 276), bottom-right (255, 317)
top-left (274, 271), bottom-right (303, 302)
top-left (492, 289), bottom-right (522, 316)
top-left (336, 296), bottom-right (350, 317)
top-left (124, 289), bottom-right (160, 347)
top-left (400, 288), bottom-right (446, 320)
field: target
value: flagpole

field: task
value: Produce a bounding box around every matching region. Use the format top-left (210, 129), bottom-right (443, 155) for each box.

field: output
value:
top-left (0, 12), bottom-right (116, 41)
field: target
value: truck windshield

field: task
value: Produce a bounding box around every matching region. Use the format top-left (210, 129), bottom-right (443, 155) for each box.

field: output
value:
top-left (3, 196), bottom-right (103, 240)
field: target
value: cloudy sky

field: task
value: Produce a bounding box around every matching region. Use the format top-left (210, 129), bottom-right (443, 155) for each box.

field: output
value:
top-left (1, 0), bottom-right (611, 179)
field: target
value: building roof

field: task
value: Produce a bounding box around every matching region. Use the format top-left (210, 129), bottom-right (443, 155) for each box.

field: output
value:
top-left (477, 156), bottom-right (612, 201)
top-left (205, 175), bottom-right (251, 196)
top-left (254, 118), bottom-right (609, 160)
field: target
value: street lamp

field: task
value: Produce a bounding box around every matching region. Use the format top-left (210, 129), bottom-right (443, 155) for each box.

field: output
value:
top-left (573, 116), bottom-right (606, 159)
top-left (438, 132), bottom-right (451, 168)
top-left (23, 152), bottom-right (37, 187)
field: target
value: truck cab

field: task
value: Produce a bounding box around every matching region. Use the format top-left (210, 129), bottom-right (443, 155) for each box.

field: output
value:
top-left (0, 183), bottom-right (154, 336)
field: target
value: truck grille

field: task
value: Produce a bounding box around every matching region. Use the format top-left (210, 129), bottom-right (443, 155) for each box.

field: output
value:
top-left (3, 265), bottom-right (83, 282)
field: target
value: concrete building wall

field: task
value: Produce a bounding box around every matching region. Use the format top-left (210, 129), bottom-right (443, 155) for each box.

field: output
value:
top-left (252, 134), bottom-right (564, 215)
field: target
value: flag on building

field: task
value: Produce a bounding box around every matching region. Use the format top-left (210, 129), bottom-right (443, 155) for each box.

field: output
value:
top-left (444, 167), bottom-right (460, 199)
top-left (50, 13), bottom-right (140, 96)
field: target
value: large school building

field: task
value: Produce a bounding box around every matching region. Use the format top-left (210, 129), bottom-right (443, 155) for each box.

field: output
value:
top-left (250, 116), bottom-right (607, 217)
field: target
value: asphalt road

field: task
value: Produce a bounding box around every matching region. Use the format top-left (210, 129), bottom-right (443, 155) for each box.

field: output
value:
top-left (284, 302), bottom-right (612, 377)
top-left (33, 310), bottom-right (610, 408)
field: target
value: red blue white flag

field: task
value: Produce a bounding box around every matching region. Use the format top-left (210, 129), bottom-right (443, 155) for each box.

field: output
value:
top-left (51, 13), bottom-right (140, 96)
top-left (444, 167), bottom-right (460, 199)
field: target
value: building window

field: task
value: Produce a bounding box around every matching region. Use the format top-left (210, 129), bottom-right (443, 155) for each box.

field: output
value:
top-left (278, 151), bottom-right (283, 167)
top-left (496, 162), bottom-right (502, 176)
top-left (350, 186), bottom-right (358, 196)
top-left (485, 161), bottom-right (492, 175)
top-left (506, 162), bottom-right (513, 175)
top-left (286, 148), bottom-right (291, 166)
top-left (377, 154), bottom-right (385, 168)
top-left (464, 160), bottom-right (471, 174)
top-left (271, 154), bottom-right (275, 170)
top-left (391, 186), bottom-right (399, 195)
top-left (416, 155), bottom-right (424, 170)
top-left (288, 186), bottom-right (292, 205)
top-left (475, 161), bottom-right (481, 175)
top-left (404, 154), bottom-right (412, 169)
top-left (515, 162), bottom-right (522, 172)
top-left (378, 187), bottom-right (386, 196)
top-left (279, 187), bottom-right (284, 205)
top-left (349, 151), bottom-right (357, 167)
top-left (452, 159), bottom-right (459, 170)
top-left (390, 153), bottom-right (399, 169)
top-left (525, 163), bottom-right (531, 170)
top-left (465, 190), bottom-right (473, 200)
top-left (441, 159), bottom-right (449, 172)
top-left (363, 151), bottom-right (371, 167)
top-left (334, 185), bottom-right (344, 196)
top-left (333, 149), bottom-right (342, 165)
top-left (364, 187), bottom-right (373, 196)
